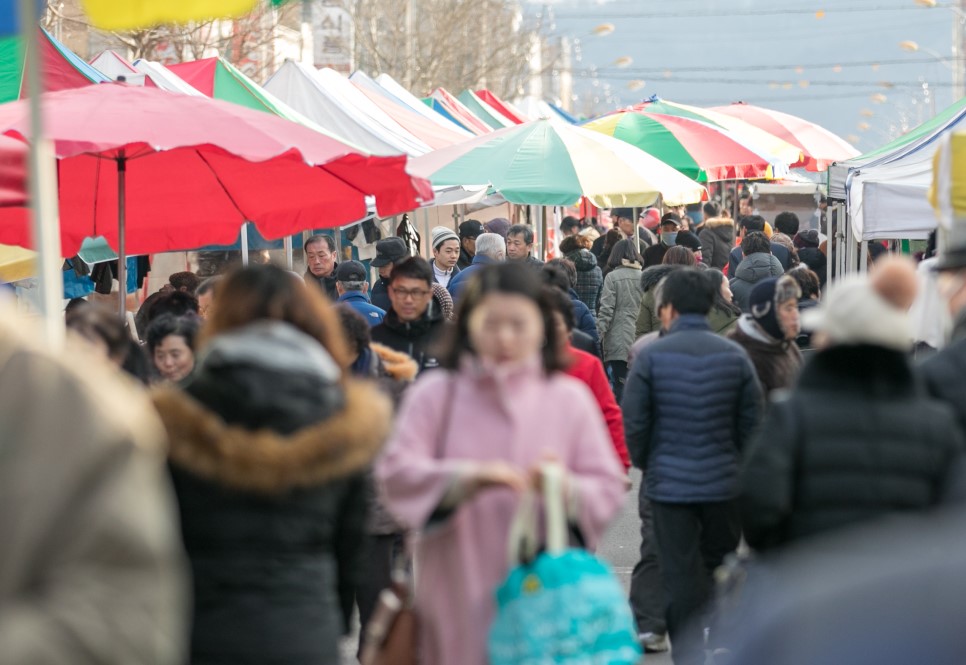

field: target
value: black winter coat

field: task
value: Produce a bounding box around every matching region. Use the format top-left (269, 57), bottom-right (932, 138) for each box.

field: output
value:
top-left (370, 275), bottom-right (392, 311)
top-left (370, 307), bottom-right (446, 374)
top-left (152, 322), bottom-right (391, 665)
top-left (921, 313), bottom-right (966, 436)
top-left (741, 344), bottom-right (966, 552)
top-left (304, 267), bottom-right (339, 300)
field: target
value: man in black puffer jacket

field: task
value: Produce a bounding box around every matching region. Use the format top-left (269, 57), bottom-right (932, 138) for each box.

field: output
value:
top-left (742, 275), bottom-right (966, 553)
top-left (371, 256), bottom-right (446, 374)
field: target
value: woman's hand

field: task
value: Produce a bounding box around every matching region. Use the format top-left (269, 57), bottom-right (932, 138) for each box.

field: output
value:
top-left (470, 461), bottom-right (529, 494)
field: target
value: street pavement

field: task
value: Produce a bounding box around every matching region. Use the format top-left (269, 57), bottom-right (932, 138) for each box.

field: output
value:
top-left (343, 469), bottom-right (673, 665)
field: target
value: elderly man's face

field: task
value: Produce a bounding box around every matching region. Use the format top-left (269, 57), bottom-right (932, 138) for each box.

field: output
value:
top-left (617, 216), bottom-right (635, 237)
top-left (306, 241), bottom-right (336, 277)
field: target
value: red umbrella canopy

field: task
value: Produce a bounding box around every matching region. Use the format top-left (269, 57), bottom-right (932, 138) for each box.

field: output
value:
top-left (0, 83), bottom-right (431, 256)
top-left (0, 135), bottom-right (26, 208)
top-left (708, 102), bottom-right (860, 172)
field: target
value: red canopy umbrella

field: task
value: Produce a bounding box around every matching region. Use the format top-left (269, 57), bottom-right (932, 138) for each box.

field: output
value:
top-left (0, 83), bottom-right (432, 257)
top-left (0, 135), bottom-right (26, 207)
top-left (708, 102), bottom-right (859, 172)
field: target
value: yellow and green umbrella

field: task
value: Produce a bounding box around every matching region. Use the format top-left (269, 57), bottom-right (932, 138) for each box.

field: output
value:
top-left (583, 109), bottom-right (792, 183)
top-left (409, 119), bottom-right (706, 207)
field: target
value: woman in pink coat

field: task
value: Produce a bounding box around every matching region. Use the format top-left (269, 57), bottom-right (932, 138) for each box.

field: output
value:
top-left (376, 263), bottom-right (627, 665)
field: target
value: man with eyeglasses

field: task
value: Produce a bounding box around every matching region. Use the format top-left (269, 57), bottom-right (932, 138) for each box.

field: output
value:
top-left (303, 234), bottom-right (339, 300)
top-left (371, 257), bottom-right (445, 374)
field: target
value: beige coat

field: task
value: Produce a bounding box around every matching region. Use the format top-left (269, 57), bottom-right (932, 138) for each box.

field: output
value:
top-left (0, 313), bottom-right (187, 665)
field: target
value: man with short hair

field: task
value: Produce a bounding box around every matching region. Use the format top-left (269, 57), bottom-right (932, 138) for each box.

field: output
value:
top-left (430, 226), bottom-right (461, 289)
top-left (447, 232), bottom-right (506, 301)
top-left (169, 271), bottom-right (200, 294)
top-left (774, 211), bottom-right (800, 239)
top-left (335, 260), bottom-right (385, 326)
top-left (623, 269), bottom-right (763, 665)
top-left (457, 219), bottom-right (485, 270)
top-left (731, 231), bottom-right (785, 312)
top-left (370, 257), bottom-right (445, 374)
top-left (303, 234), bottom-right (339, 299)
top-left (369, 237), bottom-right (409, 312)
top-left (643, 213), bottom-right (682, 267)
top-left (560, 216), bottom-right (582, 238)
top-left (728, 215), bottom-right (792, 276)
top-left (506, 224), bottom-right (543, 269)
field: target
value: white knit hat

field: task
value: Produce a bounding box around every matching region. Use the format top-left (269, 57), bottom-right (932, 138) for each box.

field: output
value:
top-left (431, 226), bottom-right (460, 250)
top-left (801, 276), bottom-right (913, 351)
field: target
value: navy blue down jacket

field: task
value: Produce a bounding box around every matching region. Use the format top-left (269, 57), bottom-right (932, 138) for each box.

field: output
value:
top-left (622, 314), bottom-right (763, 503)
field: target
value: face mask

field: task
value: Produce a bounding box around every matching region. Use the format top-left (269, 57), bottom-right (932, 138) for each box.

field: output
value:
top-left (661, 232), bottom-right (678, 246)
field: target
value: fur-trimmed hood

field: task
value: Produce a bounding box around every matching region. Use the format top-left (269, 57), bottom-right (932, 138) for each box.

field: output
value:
top-left (640, 264), bottom-right (681, 293)
top-left (152, 378), bottom-right (392, 494)
top-left (703, 217), bottom-right (735, 230)
top-left (372, 342), bottom-right (418, 382)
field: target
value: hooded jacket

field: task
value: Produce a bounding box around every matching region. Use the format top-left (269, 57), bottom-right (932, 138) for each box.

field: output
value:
top-left (727, 315), bottom-right (803, 395)
top-left (152, 321), bottom-right (391, 665)
top-left (597, 262), bottom-right (644, 363)
top-left (0, 315), bottom-right (187, 665)
top-left (698, 217), bottom-right (736, 270)
top-left (742, 344), bottom-right (965, 551)
top-left (337, 290), bottom-right (386, 326)
top-left (448, 254), bottom-right (499, 301)
top-left (635, 264), bottom-right (680, 338)
top-left (304, 267), bottom-right (339, 300)
top-left (566, 249), bottom-right (604, 314)
top-left (730, 253), bottom-right (785, 312)
top-left (370, 306), bottom-right (446, 374)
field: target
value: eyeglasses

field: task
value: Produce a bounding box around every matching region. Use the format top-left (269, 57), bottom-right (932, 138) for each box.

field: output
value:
top-left (391, 287), bottom-right (431, 300)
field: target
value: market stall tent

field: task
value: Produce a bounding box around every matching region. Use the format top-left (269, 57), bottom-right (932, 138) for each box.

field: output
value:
top-left (830, 97), bottom-right (966, 240)
top-left (372, 73), bottom-right (474, 136)
top-left (0, 28), bottom-right (110, 103)
top-left (265, 60), bottom-right (416, 156)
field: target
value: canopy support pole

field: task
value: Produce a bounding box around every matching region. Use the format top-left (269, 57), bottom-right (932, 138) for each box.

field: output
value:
top-left (21, 4), bottom-right (64, 346)
top-left (240, 222), bottom-right (249, 267)
top-left (117, 155), bottom-right (127, 317)
top-left (284, 235), bottom-right (293, 270)
top-left (859, 239), bottom-right (869, 274)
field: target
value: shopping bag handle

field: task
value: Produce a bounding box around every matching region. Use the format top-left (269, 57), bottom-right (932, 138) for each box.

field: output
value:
top-left (506, 463), bottom-right (568, 565)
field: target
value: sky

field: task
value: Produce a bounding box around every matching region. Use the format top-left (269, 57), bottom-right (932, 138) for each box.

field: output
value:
top-left (523, 0), bottom-right (958, 154)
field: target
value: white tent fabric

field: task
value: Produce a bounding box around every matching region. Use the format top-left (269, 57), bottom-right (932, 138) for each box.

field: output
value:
top-left (315, 67), bottom-right (430, 155)
top-left (514, 97), bottom-right (571, 125)
top-left (132, 60), bottom-right (206, 96)
top-left (846, 125), bottom-right (966, 240)
top-left (89, 51), bottom-right (147, 86)
top-left (373, 73), bottom-right (473, 137)
top-left (265, 61), bottom-right (400, 156)
top-left (265, 61), bottom-right (428, 156)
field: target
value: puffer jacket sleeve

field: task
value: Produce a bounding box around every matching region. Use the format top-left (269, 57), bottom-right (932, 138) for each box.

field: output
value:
top-left (621, 351), bottom-right (654, 470)
top-left (740, 397), bottom-right (797, 551)
top-left (737, 356), bottom-right (764, 449)
top-left (596, 274), bottom-right (616, 341)
top-left (576, 302), bottom-right (600, 345)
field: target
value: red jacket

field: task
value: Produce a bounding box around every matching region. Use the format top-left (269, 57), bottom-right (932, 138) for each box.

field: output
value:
top-left (565, 344), bottom-right (631, 470)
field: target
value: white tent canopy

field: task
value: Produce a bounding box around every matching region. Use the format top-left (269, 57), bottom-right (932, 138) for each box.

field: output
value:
top-left (132, 59), bottom-right (206, 96)
top-left (265, 61), bottom-right (428, 156)
top-left (830, 102), bottom-right (966, 240)
top-left (372, 73), bottom-right (474, 137)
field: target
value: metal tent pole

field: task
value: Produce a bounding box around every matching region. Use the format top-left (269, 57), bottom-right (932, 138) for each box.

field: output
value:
top-left (284, 235), bottom-right (293, 270)
top-left (20, 6), bottom-right (64, 346)
top-left (240, 222), bottom-right (249, 266)
top-left (117, 155), bottom-right (127, 317)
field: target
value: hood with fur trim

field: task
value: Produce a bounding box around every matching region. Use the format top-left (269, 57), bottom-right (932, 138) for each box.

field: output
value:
top-left (372, 342), bottom-right (418, 382)
top-left (640, 264), bottom-right (682, 293)
top-left (152, 379), bottom-right (391, 494)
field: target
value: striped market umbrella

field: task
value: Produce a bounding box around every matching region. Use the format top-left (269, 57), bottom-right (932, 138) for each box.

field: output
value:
top-left (409, 118), bottom-right (706, 207)
top-left (583, 110), bottom-right (791, 183)
top-left (633, 98), bottom-right (802, 168)
top-left (709, 102), bottom-right (860, 172)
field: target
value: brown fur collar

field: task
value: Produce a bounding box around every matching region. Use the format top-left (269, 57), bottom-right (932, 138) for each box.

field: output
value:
top-left (372, 343), bottom-right (418, 382)
top-left (704, 217), bottom-right (735, 229)
top-left (152, 380), bottom-right (391, 493)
